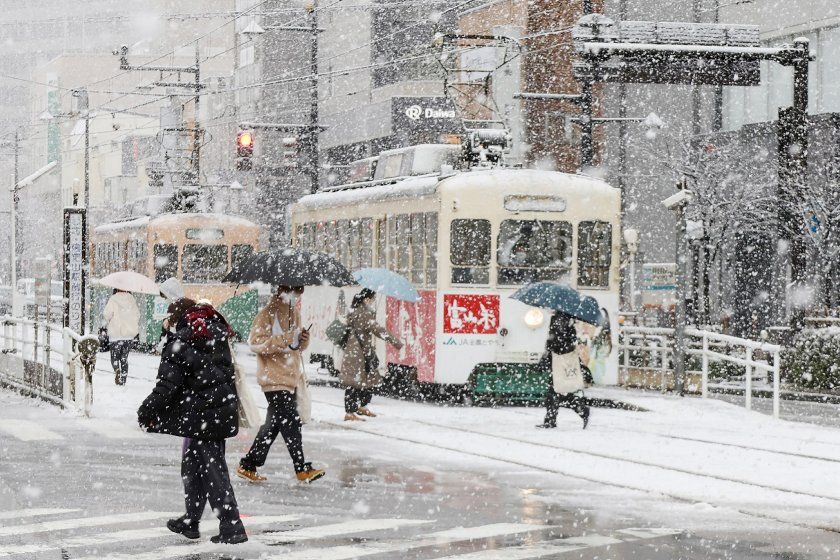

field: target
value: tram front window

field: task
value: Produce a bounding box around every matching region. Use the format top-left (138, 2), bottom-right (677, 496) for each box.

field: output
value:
top-left (183, 244), bottom-right (228, 283)
top-left (497, 220), bottom-right (572, 285)
top-left (450, 219), bottom-right (490, 285)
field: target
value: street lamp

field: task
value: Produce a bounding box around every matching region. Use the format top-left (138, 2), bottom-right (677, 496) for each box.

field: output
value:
top-left (663, 186), bottom-right (695, 395)
top-left (623, 228), bottom-right (639, 311)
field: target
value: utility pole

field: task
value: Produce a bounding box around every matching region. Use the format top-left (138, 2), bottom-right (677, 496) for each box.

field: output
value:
top-left (193, 44), bottom-right (201, 185)
top-left (12, 129), bottom-right (18, 301)
top-left (307, 0), bottom-right (319, 193)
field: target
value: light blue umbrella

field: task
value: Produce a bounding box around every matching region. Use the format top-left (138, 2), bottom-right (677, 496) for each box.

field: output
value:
top-left (352, 268), bottom-right (419, 303)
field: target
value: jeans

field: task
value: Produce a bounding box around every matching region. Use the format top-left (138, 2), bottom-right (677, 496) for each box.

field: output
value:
top-left (240, 390), bottom-right (306, 473)
top-left (110, 340), bottom-right (134, 385)
top-left (344, 387), bottom-right (373, 414)
top-left (181, 438), bottom-right (245, 537)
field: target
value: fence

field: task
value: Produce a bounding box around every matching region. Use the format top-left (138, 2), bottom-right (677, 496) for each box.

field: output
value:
top-left (0, 315), bottom-right (98, 416)
top-left (619, 325), bottom-right (783, 418)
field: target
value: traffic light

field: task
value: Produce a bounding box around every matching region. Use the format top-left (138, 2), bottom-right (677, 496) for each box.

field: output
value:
top-left (236, 130), bottom-right (254, 171)
top-left (282, 136), bottom-right (299, 168)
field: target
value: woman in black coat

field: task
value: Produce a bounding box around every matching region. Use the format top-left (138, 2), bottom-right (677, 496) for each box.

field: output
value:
top-left (537, 312), bottom-right (590, 429)
top-left (138, 301), bottom-right (248, 544)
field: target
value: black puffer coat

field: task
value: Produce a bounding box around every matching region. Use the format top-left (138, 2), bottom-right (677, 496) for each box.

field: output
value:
top-left (539, 312), bottom-right (577, 370)
top-left (138, 305), bottom-right (239, 440)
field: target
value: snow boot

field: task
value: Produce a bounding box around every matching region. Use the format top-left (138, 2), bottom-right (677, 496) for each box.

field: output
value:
top-left (296, 463), bottom-right (326, 484)
top-left (344, 413), bottom-right (365, 421)
top-left (210, 531), bottom-right (248, 544)
top-left (535, 423), bottom-right (556, 429)
top-left (356, 407), bottom-right (377, 417)
top-left (235, 465), bottom-right (267, 483)
top-left (167, 515), bottom-right (200, 539)
top-left (580, 405), bottom-right (590, 430)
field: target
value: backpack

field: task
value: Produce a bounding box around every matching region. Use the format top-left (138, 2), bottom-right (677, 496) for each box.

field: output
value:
top-left (325, 318), bottom-right (350, 349)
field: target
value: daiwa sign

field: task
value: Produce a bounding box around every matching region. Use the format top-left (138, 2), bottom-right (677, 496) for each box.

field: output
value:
top-left (391, 97), bottom-right (462, 136)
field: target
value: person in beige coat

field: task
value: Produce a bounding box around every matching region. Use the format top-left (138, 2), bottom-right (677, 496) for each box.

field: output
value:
top-left (236, 286), bottom-right (325, 484)
top-left (103, 289), bottom-right (140, 385)
top-left (340, 289), bottom-right (402, 421)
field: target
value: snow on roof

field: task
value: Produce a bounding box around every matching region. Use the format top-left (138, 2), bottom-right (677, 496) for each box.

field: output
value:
top-left (296, 175), bottom-right (441, 211)
top-left (94, 213), bottom-right (258, 234)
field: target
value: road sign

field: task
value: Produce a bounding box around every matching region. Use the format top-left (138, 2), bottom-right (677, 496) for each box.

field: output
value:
top-left (63, 208), bottom-right (86, 333)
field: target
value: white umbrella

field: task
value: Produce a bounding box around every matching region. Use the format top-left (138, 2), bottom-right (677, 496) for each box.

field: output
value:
top-left (97, 271), bottom-right (160, 295)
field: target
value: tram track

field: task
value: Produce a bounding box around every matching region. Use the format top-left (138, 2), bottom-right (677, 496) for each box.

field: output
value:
top-left (311, 397), bottom-right (840, 535)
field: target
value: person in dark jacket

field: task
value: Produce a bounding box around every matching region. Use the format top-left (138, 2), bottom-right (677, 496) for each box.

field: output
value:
top-left (537, 312), bottom-right (590, 429)
top-left (137, 301), bottom-right (248, 545)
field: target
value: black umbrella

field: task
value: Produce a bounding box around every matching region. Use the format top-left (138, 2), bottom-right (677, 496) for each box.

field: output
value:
top-left (223, 248), bottom-right (356, 287)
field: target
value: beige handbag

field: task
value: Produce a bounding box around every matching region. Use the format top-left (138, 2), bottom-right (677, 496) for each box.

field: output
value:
top-left (231, 343), bottom-right (261, 429)
top-left (551, 350), bottom-right (584, 394)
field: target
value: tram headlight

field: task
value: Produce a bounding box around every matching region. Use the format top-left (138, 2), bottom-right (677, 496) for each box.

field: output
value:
top-left (523, 308), bottom-right (545, 329)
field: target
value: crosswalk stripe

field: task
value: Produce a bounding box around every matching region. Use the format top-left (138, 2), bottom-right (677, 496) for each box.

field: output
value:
top-left (82, 419), bottom-right (147, 440)
top-left (0, 508), bottom-right (80, 522)
top-left (431, 529), bottom-right (680, 559)
top-left (0, 420), bottom-right (62, 441)
top-left (617, 527), bottom-right (681, 539)
top-left (0, 511), bottom-right (174, 537)
top-left (0, 514), bottom-right (299, 557)
top-left (256, 518), bottom-right (431, 544)
top-left (270, 523), bottom-right (547, 560)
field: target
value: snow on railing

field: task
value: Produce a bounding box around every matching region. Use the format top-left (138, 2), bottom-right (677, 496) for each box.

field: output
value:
top-left (0, 315), bottom-right (97, 416)
top-left (619, 325), bottom-right (783, 418)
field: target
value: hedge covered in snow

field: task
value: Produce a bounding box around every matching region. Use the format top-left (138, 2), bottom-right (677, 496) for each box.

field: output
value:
top-left (784, 328), bottom-right (840, 391)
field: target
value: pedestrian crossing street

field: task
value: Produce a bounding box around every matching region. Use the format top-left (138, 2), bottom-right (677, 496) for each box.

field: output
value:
top-left (0, 507), bottom-right (680, 559)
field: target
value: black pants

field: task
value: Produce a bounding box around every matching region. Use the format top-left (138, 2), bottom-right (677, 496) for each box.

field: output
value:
top-left (240, 390), bottom-right (306, 473)
top-left (181, 438), bottom-right (245, 537)
top-left (544, 376), bottom-right (587, 426)
top-left (110, 340), bottom-right (134, 384)
top-left (344, 387), bottom-right (373, 414)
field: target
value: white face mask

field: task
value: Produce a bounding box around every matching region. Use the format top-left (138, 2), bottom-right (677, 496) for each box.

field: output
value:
top-left (280, 291), bottom-right (299, 306)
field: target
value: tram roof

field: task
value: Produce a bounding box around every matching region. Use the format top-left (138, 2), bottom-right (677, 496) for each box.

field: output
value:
top-left (93, 212), bottom-right (258, 234)
top-left (296, 168), bottom-right (617, 211)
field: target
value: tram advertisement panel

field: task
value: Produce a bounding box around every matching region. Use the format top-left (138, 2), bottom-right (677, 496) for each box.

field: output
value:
top-left (386, 290), bottom-right (436, 383)
top-left (442, 294), bottom-right (499, 334)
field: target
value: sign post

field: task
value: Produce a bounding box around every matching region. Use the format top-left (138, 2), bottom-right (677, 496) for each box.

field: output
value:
top-left (63, 208), bottom-right (86, 334)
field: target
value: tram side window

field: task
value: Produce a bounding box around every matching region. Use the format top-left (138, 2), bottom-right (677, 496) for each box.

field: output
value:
top-left (336, 220), bottom-right (349, 267)
top-left (349, 219), bottom-right (361, 270)
top-left (425, 212), bottom-right (438, 285)
top-left (450, 219), bottom-right (491, 285)
top-left (154, 244), bottom-right (178, 283)
top-left (360, 218), bottom-right (373, 268)
top-left (183, 245), bottom-right (228, 284)
top-left (376, 219), bottom-right (386, 268)
top-left (324, 221), bottom-right (337, 258)
top-left (497, 220), bottom-right (572, 285)
top-left (578, 221), bottom-right (612, 288)
top-left (410, 213), bottom-right (425, 285)
top-left (231, 244), bottom-right (254, 273)
top-left (396, 214), bottom-right (411, 277)
top-left (315, 222), bottom-right (326, 252)
top-left (386, 215), bottom-right (397, 272)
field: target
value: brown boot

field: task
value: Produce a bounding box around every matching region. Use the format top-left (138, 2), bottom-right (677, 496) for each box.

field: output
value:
top-left (356, 407), bottom-right (377, 418)
top-left (296, 463), bottom-right (325, 484)
top-left (235, 465), bottom-right (267, 483)
top-left (344, 413), bottom-right (365, 421)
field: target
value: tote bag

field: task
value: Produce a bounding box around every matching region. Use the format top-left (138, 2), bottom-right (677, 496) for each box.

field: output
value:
top-left (231, 343), bottom-right (260, 429)
top-left (551, 350), bottom-right (584, 394)
top-left (296, 354), bottom-right (312, 424)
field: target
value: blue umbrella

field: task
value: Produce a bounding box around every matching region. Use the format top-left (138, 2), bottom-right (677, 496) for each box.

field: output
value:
top-left (510, 282), bottom-right (605, 326)
top-left (352, 268), bottom-right (419, 303)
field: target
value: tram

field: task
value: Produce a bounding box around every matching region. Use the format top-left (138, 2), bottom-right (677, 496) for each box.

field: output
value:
top-left (291, 143), bottom-right (621, 402)
top-left (90, 212), bottom-right (261, 345)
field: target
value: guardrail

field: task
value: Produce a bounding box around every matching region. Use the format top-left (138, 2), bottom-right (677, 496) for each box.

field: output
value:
top-left (0, 315), bottom-right (99, 416)
top-left (619, 325), bottom-right (783, 418)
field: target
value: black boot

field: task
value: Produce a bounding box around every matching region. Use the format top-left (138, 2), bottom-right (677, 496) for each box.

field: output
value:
top-left (167, 515), bottom-right (200, 539)
top-left (211, 531), bottom-right (249, 544)
top-left (580, 405), bottom-right (590, 430)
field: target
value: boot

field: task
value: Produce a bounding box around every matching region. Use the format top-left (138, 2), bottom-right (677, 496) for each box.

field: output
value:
top-left (535, 422), bottom-right (556, 429)
top-left (580, 405), bottom-right (590, 430)
top-left (356, 407), bottom-right (377, 417)
top-left (344, 413), bottom-right (365, 422)
top-left (210, 531), bottom-right (248, 544)
top-left (167, 515), bottom-right (200, 540)
top-left (235, 465), bottom-right (267, 483)
top-left (296, 462), bottom-right (326, 484)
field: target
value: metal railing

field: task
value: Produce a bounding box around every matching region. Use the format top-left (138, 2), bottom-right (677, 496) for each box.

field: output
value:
top-left (619, 325), bottom-right (783, 418)
top-left (0, 315), bottom-right (98, 416)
